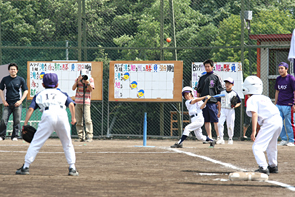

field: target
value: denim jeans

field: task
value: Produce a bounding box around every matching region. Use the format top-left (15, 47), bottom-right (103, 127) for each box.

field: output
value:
top-left (0, 105), bottom-right (22, 139)
top-left (276, 104), bottom-right (295, 143)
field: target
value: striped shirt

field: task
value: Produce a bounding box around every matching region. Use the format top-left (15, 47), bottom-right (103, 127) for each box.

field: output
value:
top-left (74, 77), bottom-right (95, 104)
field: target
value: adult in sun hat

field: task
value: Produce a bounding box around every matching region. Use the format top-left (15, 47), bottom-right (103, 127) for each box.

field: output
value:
top-left (274, 62), bottom-right (295, 146)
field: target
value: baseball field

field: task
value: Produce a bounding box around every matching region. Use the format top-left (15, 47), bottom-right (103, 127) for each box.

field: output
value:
top-left (0, 139), bottom-right (294, 196)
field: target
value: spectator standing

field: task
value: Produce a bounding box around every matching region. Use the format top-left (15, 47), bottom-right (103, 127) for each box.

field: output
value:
top-left (0, 63), bottom-right (28, 141)
top-left (275, 62), bottom-right (295, 146)
top-left (196, 59), bottom-right (224, 141)
top-left (72, 70), bottom-right (95, 142)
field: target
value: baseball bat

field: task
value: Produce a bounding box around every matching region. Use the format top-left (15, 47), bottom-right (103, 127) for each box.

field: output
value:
top-left (212, 94), bottom-right (225, 98)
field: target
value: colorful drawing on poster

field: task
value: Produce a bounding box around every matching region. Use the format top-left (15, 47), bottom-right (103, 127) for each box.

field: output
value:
top-left (29, 62), bottom-right (92, 98)
top-left (114, 63), bottom-right (174, 99)
top-left (123, 72), bottom-right (130, 80)
top-left (40, 72), bottom-right (45, 79)
top-left (130, 81), bottom-right (137, 89)
top-left (137, 89), bottom-right (144, 98)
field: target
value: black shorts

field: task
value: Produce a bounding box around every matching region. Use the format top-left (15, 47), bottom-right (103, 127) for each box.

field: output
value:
top-left (202, 103), bottom-right (218, 123)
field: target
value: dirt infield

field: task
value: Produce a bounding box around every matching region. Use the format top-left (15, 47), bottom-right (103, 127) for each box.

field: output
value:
top-left (0, 139), bottom-right (295, 197)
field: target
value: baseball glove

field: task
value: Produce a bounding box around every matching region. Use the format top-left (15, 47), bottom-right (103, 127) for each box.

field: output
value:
top-left (230, 96), bottom-right (238, 108)
top-left (22, 125), bottom-right (37, 143)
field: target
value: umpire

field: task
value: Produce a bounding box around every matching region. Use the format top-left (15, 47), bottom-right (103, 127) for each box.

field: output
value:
top-left (196, 59), bottom-right (224, 140)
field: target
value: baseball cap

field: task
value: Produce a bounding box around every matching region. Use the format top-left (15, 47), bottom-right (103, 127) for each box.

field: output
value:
top-left (43, 73), bottom-right (58, 88)
top-left (224, 77), bottom-right (234, 84)
top-left (278, 62), bottom-right (288, 69)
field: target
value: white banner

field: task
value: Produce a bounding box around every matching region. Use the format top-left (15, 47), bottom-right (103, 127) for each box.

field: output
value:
top-left (192, 62), bottom-right (244, 99)
top-left (29, 62), bottom-right (92, 97)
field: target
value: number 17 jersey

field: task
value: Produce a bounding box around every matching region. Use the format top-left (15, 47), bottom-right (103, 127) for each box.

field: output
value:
top-left (29, 88), bottom-right (75, 112)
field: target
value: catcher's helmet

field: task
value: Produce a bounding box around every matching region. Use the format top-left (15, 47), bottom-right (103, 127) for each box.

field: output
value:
top-left (182, 86), bottom-right (195, 98)
top-left (242, 76), bottom-right (263, 95)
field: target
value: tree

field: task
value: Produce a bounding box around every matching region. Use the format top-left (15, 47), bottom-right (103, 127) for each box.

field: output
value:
top-left (209, 9), bottom-right (295, 77)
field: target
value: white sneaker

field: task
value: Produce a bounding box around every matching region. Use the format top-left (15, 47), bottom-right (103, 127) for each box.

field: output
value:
top-left (0, 137), bottom-right (3, 141)
top-left (12, 137), bottom-right (18, 141)
top-left (278, 140), bottom-right (287, 146)
top-left (217, 136), bottom-right (220, 141)
top-left (216, 139), bottom-right (225, 144)
top-left (286, 142), bottom-right (295, 146)
top-left (228, 139), bottom-right (233, 145)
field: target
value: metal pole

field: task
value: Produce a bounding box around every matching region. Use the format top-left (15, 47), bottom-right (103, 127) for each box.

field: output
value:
top-left (160, 0), bottom-right (164, 60)
top-left (159, 0), bottom-right (165, 136)
top-left (170, 0), bottom-right (181, 134)
top-left (107, 79), bottom-right (110, 137)
top-left (0, 15), bottom-right (2, 65)
top-left (240, 0), bottom-right (245, 139)
top-left (66, 40), bottom-right (69, 60)
top-left (82, 0), bottom-right (87, 61)
top-left (78, 0), bottom-right (82, 61)
top-left (101, 79), bottom-right (104, 137)
top-left (170, 0), bottom-right (177, 60)
top-left (143, 112), bottom-right (147, 146)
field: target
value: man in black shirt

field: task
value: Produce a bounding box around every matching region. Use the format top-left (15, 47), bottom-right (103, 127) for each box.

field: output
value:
top-left (196, 59), bottom-right (224, 141)
top-left (0, 63), bottom-right (28, 141)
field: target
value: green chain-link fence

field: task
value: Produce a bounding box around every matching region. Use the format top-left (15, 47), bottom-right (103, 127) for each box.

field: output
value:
top-left (1, 0), bottom-right (295, 140)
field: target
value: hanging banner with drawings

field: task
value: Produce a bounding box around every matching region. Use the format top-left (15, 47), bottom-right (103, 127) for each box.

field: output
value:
top-left (109, 61), bottom-right (183, 102)
top-left (191, 62), bottom-right (244, 99)
top-left (27, 61), bottom-right (103, 100)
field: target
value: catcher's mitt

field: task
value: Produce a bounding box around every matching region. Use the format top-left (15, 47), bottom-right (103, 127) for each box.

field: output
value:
top-left (230, 96), bottom-right (238, 108)
top-left (22, 125), bottom-right (37, 143)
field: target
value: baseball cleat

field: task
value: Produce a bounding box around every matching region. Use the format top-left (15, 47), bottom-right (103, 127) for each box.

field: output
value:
top-left (241, 136), bottom-right (248, 141)
top-left (170, 143), bottom-right (183, 148)
top-left (16, 165), bottom-right (29, 175)
top-left (254, 166), bottom-right (269, 175)
top-left (268, 166), bottom-right (278, 173)
top-left (228, 139), bottom-right (233, 145)
top-left (68, 168), bottom-right (79, 176)
top-left (216, 139), bottom-right (225, 144)
top-left (278, 140), bottom-right (287, 146)
top-left (209, 140), bottom-right (216, 147)
top-left (286, 142), bottom-right (295, 146)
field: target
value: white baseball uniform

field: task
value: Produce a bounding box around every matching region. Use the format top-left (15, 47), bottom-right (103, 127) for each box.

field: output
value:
top-left (218, 90), bottom-right (241, 139)
top-left (183, 99), bottom-right (206, 141)
top-left (24, 88), bottom-right (76, 168)
top-left (246, 95), bottom-right (282, 169)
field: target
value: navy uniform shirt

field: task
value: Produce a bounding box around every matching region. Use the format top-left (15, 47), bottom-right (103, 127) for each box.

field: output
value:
top-left (0, 75), bottom-right (28, 105)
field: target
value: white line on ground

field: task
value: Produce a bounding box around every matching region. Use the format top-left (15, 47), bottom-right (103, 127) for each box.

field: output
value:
top-left (164, 147), bottom-right (295, 192)
top-left (0, 150), bottom-right (176, 154)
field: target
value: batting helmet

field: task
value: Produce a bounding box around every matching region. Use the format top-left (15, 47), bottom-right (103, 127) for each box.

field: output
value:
top-left (242, 76), bottom-right (263, 95)
top-left (182, 86), bottom-right (195, 99)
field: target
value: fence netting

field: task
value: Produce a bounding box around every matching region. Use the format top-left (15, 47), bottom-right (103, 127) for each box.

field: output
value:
top-left (1, 0), bottom-right (295, 139)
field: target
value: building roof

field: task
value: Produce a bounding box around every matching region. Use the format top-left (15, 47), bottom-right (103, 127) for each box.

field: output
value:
top-left (249, 34), bottom-right (292, 42)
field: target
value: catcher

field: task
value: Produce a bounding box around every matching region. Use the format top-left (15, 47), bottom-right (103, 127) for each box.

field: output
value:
top-left (15, 73), bottom-right (78, 176)
top-left (216, 77), bottom-right (241, 145)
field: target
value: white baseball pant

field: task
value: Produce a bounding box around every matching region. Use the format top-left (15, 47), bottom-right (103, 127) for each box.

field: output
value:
top-left (218, 108), bottom-right (235, 138)
top-left (24, 107), bottom-right (76, 166)
top-left (252, 114), bottom-right (282, 169)
top-left (183, 116), bottom-right (206, 141)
